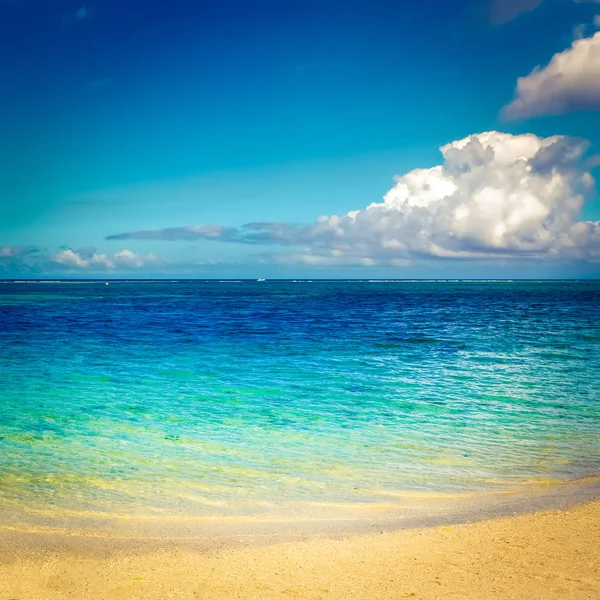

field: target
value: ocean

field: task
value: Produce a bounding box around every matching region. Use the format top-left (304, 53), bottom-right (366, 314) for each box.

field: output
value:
top-left (1, 280), bottom-right (599, 521)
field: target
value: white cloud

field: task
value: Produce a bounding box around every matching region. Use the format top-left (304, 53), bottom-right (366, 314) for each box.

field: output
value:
top-left (299, 132), bottom-right (598, 261)
top-left (113, 249), bottom-right (157, 268)
top-left (53, 249), bottom-right (110, 268)
top-left (503, 31), bottom-right (600, 119)
top-left (52, 248), bottom-right (158, 270)
top-left (108, 131), bottom-right (600, 265)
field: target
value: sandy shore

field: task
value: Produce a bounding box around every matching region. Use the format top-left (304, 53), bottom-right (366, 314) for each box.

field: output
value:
top-left (1, 499), bottom-right (598, 599)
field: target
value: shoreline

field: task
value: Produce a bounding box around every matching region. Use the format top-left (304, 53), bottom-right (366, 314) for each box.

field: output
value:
top-left (1, 474), bottom-right (599, 552)
top-left (1, 498), bottom-right (599, 599)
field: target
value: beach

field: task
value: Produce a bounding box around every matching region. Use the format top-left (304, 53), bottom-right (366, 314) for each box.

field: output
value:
top-left (1, 498), bottom-right (599, 599)
top-left (1, 281), bottom-right (599, 598)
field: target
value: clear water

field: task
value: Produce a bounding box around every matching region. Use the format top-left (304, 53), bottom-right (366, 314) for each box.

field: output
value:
top-left (1, 280), bottom-right (599, 518)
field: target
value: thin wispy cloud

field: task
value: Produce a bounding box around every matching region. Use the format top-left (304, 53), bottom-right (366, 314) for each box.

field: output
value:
top-left (107, 224), bottom-right (311, 246)
top-left (586, 154), bottom-right (600, 167)
top-left (488, 0), bottom-right (544, 25)
top-left (0, 245), bottom-right (38, 258)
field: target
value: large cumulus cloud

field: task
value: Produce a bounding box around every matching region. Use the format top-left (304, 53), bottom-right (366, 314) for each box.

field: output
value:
top-left (107, 131), bottom-right (600, 265)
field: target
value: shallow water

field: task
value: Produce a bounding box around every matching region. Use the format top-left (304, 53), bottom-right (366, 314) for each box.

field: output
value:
top-left (1, 280), bottom-right (599, 518)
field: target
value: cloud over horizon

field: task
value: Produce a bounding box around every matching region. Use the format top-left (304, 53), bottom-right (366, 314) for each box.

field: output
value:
top-left (52, 248), bottom-right (159, 270)
top-left (0, 245), bottom-right (38, 258)
top-left (107, 131), bottom-right (600, 266)
top-left (0, 247), bottom-right (163, 275)
top-left (503, 31), bottom-right (600, 119)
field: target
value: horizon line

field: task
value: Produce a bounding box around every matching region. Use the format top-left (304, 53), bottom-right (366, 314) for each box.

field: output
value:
top-left (2, 278), bottom-right (600, 283)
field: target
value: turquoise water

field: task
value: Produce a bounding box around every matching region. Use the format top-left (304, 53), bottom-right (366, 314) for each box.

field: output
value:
top-left (1, 280), bottom-right (599, 518)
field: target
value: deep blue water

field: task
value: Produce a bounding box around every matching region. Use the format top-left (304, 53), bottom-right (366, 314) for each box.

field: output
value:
top-left (1, 280), bottom-right (599, 517)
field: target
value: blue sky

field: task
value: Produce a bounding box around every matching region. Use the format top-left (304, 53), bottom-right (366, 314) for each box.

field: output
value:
top-left (1, 0), bottom-right (600, 278)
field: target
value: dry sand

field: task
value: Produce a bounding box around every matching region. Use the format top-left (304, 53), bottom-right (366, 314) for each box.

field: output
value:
top-left (1, 500), bottom-right (599, 600)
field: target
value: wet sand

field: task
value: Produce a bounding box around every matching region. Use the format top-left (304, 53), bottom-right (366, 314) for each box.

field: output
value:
top-left (1, 498), bottom-right (599, 599)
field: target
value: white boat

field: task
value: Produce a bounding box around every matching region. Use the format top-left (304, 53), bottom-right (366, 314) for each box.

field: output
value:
top-left (257, 278), bottom-right (266, 282)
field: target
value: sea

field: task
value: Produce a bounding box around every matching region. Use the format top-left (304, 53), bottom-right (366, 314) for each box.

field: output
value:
top-left (1, 280), bottom-right (599, 523)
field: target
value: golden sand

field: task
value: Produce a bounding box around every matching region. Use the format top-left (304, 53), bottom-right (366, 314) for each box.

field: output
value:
top-left (1, 500), bottom-right (599, 599)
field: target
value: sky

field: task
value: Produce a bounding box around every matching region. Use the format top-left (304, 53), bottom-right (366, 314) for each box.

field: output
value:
top-left (1, 0), bottom-right (599, 278)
